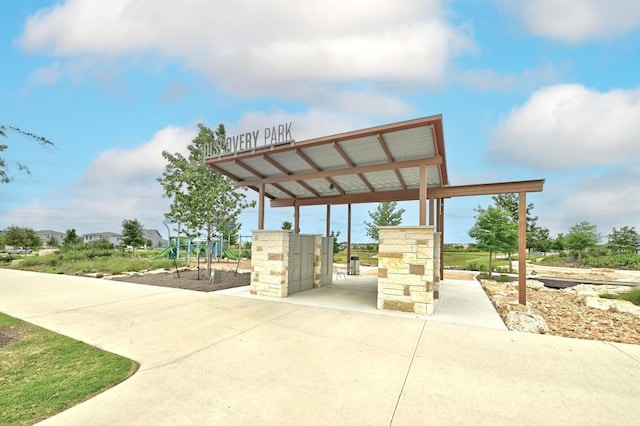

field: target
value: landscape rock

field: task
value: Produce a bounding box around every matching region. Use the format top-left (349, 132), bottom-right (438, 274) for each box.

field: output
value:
top-left (585, 297), bottom-right (640, 317)
top-left (526, 279), bottom-right (545, 289)
top-left (479, 278), bottom-right (640, 345)
top-left (505, 310), bottom-right (549, 334)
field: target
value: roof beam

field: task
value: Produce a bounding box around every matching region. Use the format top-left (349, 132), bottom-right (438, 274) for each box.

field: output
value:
top-left (377, 133), bottom-right (407, 190)
top-left (233, 160), bottom-right (298, 199)
top-left (270, 179), bottom-right (545, 207)
top-left (262, 154), bottom-right (319, 196)
top-left (332, 141), bottom-right (375, 192)
top-left (295, 148), bottom-right (345, 195)
top-left (236, 156), bottom-right (442, 188)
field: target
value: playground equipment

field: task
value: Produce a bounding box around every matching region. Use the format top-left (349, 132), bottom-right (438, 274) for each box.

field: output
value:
top-left (151, 246), bottom-right (175, 260)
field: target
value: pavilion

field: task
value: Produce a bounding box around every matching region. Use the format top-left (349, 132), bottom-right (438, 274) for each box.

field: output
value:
top-left (205, 115), bottom-right (544, 314)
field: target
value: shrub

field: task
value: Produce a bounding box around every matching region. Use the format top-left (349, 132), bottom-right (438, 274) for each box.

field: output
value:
top-left (600, 287), bottom-right (640, 306)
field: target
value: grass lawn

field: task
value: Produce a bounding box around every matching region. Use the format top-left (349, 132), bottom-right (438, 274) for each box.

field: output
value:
top-left (443, 251), bottom-right (516, 271)
top-left (0, 312), bottom-right (138, 426)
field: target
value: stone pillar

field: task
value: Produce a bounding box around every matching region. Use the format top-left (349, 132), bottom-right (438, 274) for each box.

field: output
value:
top-left (377, 226), bottom-right (440, 315)
top-left (250, 230), bottom-right (290, 298)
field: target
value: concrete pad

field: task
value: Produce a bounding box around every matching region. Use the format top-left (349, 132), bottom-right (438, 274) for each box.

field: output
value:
top-left (40, 307), bottom-right (425, 425)
top-left (431, 278), bottom-right (507, 330)
top-left (1, 269), bottom-right (638, 425)
top-left (394, 322), bottom-right (639, 425)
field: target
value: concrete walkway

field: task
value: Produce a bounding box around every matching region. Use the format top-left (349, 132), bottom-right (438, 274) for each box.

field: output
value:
top-left (1, 269), bottom-right (638, 425)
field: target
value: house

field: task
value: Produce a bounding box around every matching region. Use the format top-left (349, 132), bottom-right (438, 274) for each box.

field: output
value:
top-left (144, 229), bottom-right (166, 248)
top-left (36, 230), bottom-right (65, 247)
top-left (83, 232), bottom-right (123, 247)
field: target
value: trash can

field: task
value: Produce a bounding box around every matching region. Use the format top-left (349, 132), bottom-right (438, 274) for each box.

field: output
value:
top-left (349, 255), bottom-right (360, 275)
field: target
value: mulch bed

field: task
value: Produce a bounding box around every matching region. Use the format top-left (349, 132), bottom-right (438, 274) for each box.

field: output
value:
top-left (110, 268), bottom-right (250, 292)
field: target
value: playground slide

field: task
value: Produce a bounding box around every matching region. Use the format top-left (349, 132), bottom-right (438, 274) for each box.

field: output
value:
top-left (151, 246), bottom-right (174, 259)
top-left (222, 249), bottom-right (239, 260)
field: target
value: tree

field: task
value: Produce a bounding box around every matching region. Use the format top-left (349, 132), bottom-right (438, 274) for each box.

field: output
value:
top-left (329, 230), bottom-right (341, 254)
top-left (529, 226), bottom-right (553, 254)
top-left (3, 225), bottom-right (42, 253)
top-left (1, 125), bottom-right (54, 183)
top-left (46, 235), bottom-right (60, 249)
top-left (607, 226), bottom-right (638, 254)
top-left (550, 233), bottom-right (565, 252)
top-left (364, 201), bottom-right (405, 241)
top-left (62, 228), bottom-right (83, 247)
top-left (564, 221), bottom-right (600, 261)
top-left (158, 123), bottom-right (255, 278)
top-left (281, 221), bottom-right (292, 231)
top-left (122, 219), bottom-right (146, 256)
top-left (492, 194), bottom-right (538, 246)
top-left (468, 206), bottom-right (518, 274)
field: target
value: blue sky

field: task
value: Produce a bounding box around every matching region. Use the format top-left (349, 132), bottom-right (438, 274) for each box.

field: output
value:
top-left (1, 0), bottom-right (640, 243)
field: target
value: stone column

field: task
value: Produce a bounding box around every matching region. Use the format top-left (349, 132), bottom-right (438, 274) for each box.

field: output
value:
top-left (377, 226), bottom-right (440, 315)
top-left (250, 230), bottom-right (290, 298)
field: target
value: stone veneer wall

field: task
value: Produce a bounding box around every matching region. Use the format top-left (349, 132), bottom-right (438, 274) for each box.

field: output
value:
top-left (250, 230), bottom-right (290, 298)
top-left (377, 226), bottom-right (441, 315)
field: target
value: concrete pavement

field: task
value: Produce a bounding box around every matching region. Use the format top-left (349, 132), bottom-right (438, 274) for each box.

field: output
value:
top-left (0, 268), bottom-right (638, 425)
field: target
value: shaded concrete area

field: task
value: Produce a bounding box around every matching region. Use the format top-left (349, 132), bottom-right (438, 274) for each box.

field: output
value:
top-left (0, 269), bottom-right (638, 425)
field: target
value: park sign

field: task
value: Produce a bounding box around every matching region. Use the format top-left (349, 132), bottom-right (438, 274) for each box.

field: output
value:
top-left (203, 122), bottom-right (294, 158)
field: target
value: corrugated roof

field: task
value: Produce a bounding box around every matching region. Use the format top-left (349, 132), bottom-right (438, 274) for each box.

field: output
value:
top-left (205, 115), bottom-right (448, 207)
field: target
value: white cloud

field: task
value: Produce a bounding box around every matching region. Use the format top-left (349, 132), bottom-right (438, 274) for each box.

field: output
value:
top-left (501, 0), bottom-right (640, 43)
top-left (82, 125), bottom-right (194, 184)
top-left (488, 84), bottom-right (640, 170)
top-left (19, 0), bottom-right (473, 96)
top-left (0, 125), bottom-right (195, 236)
top-left (538, 168), bottom-right (640, 238)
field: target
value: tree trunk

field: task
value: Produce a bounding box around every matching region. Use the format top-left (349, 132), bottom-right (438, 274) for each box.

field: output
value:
top-left (206, 237), bottom-right (212, 279)
top-left (488, 251), bottom-right (493, 277)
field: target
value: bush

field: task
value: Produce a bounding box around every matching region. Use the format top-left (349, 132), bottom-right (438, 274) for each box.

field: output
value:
top-left (600, 287), bottom-right (640, 306)
top-left (582, 254), bottom-right (640, 270)
top-left (498, 274), bottom-right (511, 282)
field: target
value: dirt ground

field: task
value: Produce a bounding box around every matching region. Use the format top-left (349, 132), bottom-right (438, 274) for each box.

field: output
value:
top-left (109, 260), bottom-right (251, 292)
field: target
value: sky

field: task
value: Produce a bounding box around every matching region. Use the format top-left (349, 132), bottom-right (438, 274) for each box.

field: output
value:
top-left (1, 0), bottom-right (640, 244)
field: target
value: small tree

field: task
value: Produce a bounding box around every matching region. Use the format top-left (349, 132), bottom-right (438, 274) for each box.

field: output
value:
top-left (529, 226), bottom-right (553, 254)
top-left (364, 201), bottom-right (405, 241)
top-left (62, 228), bottom-right (83, 248)
top-left (122, 219), bottom-right (146, 257)
top-left (46, 235), bottom-right (60, 249)
top-left (564, 221), bottom-right (600, 261)
top-left (281, 221), bottom-right (292, 231)
top-left (158, 123), bottom-right (255, 278)
top-left (607, 226), bottom-right (638, 254)
top-left (3, 225), bottom-right (42, 253)
top-left (329, 230), bottom-right (341, 255)
top-left (468, 206), bottom-right (518, 274)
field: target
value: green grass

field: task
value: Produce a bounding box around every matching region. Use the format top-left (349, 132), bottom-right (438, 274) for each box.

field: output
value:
top-left (0, 312), bottom-right (138, 425)
top-left (443, 251), bottom-right (515, 272)
top-left (600, 287), bottom-right (640, 306)
top-left (13, 254), bottom-right (186, 275)
top-left (333, 249), bottom-right (379, 266)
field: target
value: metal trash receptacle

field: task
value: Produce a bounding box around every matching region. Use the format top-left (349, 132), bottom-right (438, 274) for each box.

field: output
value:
top-left (349, 255), bottom-right (360, 275)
